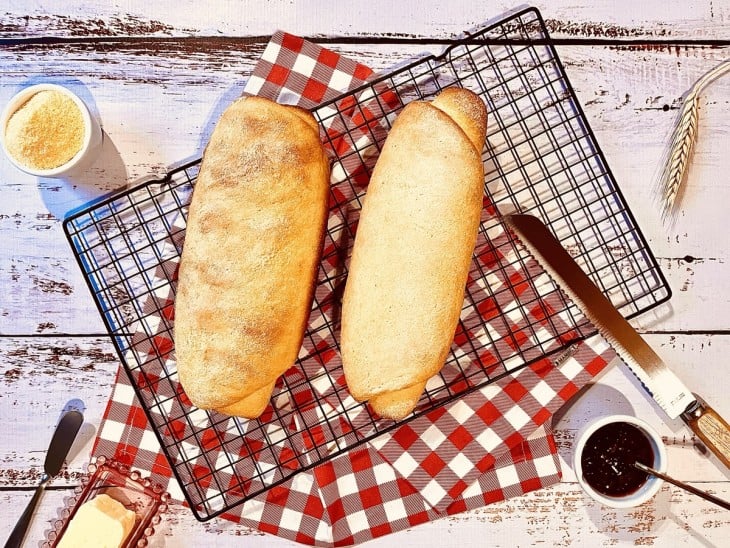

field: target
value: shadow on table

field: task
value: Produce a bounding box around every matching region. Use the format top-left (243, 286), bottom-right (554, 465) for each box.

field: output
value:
top-left (582, 486), bottom-right (717, 548)
top-left (553, 374), bottom-right (637, 429)
top-left (59, 399), bottom-right (97, 464)
top-left (38, 128), bottom-right (129, 221)
top-left (556, 375), bottom-right (727, 545)
top-left (2, 75), bottom-right (130, 220)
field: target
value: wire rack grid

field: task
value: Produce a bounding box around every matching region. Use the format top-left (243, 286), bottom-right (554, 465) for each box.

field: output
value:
top-left (64, 7), bottom-right (670, 521)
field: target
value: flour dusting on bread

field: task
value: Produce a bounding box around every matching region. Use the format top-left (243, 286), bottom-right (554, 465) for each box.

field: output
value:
top-left (341, 88), bottom-right (487, 420)
top-left (175, 96), bottom-right (330, 418)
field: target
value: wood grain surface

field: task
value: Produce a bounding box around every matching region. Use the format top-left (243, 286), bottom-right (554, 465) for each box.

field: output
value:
top-left (1, 1), bottom-right (729, 546)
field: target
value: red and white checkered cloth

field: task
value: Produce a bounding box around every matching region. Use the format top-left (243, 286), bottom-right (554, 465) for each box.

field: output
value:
top-left (92, 32), bottom-right (615, 546)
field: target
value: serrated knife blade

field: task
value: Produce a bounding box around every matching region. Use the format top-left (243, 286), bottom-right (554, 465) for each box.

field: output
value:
top-left (505, 213), bottom-right (730, 469)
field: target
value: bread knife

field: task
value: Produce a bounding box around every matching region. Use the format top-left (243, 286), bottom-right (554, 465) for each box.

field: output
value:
top-left (504, 213), bottom-right (730, 470)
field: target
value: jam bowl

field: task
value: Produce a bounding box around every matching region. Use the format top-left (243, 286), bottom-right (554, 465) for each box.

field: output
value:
top-left (572, 414), bottom-right (667, 509)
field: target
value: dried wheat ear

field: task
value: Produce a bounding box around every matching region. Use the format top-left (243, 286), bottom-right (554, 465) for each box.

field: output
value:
top-left (658, 59), bottom-right (730, 223)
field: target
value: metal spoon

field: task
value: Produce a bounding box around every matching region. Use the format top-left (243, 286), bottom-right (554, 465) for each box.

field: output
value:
top-left (634, 461), bottom-right (730, 511)
top-left (4, 409), bottom-right (84, 548)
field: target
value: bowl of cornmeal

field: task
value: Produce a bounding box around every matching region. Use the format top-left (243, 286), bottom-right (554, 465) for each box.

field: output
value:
top-left (1, 83), bottom-right (101, 177)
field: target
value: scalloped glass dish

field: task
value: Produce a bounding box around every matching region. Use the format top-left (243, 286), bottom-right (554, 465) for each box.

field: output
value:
top-left (43, 456), bottom-right (170, 548)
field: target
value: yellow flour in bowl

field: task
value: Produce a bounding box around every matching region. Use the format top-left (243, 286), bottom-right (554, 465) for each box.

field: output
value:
top-left (4, 89), bottom-right (85, 171)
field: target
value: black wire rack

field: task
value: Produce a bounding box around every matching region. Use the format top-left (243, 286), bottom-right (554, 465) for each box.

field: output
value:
top-left (64, 7), bottom-right (670, 521)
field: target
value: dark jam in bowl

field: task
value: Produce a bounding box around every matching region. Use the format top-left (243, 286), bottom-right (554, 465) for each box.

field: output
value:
top-left (581, 421), bottom-right (655, 497)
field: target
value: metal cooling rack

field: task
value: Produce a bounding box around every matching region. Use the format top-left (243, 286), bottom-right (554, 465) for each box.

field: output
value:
top-left (64, 7), bottom-right (670, 521)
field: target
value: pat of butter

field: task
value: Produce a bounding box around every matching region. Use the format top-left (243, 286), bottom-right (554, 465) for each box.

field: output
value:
top-left (57, 493), bottom-right (136, 548)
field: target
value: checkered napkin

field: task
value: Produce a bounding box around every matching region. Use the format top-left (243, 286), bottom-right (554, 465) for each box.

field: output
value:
top-left (91, 32), bottom-right (616, 546)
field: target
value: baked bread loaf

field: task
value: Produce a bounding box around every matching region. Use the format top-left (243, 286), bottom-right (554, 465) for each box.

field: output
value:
top-left (175, 96), bottom-right (330, 419)
top-left (341, 87), bottom-right (487, 420)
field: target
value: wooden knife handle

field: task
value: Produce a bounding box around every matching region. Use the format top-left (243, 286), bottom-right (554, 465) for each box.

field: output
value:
top-left (683, 398), bottom-right (730, 470)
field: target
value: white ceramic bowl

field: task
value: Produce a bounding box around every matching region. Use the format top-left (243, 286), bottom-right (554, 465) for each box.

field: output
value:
top-left (573, 414), bottom-right (667, 508)
top-left (0, 83), bottom-right (102, 177)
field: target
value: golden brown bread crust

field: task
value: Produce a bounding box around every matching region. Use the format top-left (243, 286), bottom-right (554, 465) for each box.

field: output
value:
top-left (341, 88), bottom-right (487, 420)
top-left (175, 96), bottom-right (330, 417)
top-left (369, 381), bottom-right (426, 420)
top-left (215, 381), bottom-right (276, 418)
top-left (431, 87), bottom-right (488, 152)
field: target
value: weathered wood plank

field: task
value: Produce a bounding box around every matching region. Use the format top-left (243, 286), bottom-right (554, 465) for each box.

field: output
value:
top-left (2, 1), bottom-right (730, 40)
top-left (2, 3), bottom-right (728, 547)
top-left (1, 42), bottom-right (729, 335)
top-left (2, 481), bottom-right (728, 547)
top-left (0, 337), bottom-right (118, 489)
top-left (2, 334), bottom-right (728, 485)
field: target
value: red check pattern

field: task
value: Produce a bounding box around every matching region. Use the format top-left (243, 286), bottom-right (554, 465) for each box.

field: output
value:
top-left (91, 31), bottom-right (616, 546)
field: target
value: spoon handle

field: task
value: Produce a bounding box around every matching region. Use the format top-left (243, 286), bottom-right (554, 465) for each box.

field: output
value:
top-left (3, 478), bottom-right (48, 548)
top-left (634, 462), bottom-right (730, 511)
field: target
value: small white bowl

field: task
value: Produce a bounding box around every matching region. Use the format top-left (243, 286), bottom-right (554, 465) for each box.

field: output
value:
top-left (573, 414), bottom-right (667, 508)
top-left (1, 83), bottom-right (102, 178)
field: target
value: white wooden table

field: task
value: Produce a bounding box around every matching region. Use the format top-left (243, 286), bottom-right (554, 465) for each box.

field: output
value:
top-left (1, 1), bottom-right (729, 546)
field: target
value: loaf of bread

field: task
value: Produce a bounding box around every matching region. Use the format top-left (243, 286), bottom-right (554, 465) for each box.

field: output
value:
top-left (341, 87), bottom-right (487, 420)
top-left (175, 96), bottom-right (330, 419)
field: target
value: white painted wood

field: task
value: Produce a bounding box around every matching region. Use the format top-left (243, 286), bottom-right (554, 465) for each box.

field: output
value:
top-left (2, 481), bottom-right (729, 547)
top-left (3, 0), bottom-right (730, 39)
top-left (0, 337), bottom-right (118, 491)
top-left (2, 335), bottom-right (729, 546)
top-left (3, 334), bottom-right (727, 480)
top-left (0, 42), bottom-right (729, 335)
top-left (1, 1), bottom-right (729, 546)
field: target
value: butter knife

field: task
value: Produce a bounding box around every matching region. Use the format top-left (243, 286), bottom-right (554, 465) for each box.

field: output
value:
top-left (4, 409), bottom-right (84, 548)
top-left (505, 213), bottom-right (730, 470)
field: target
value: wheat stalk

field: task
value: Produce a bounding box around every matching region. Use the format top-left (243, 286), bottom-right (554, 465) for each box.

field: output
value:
top-left (659, 59), bottom-right (730, 222)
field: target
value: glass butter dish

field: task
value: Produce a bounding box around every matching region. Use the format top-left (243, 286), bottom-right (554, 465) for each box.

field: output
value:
top-left (43, 456), bottom-right (170, 548)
